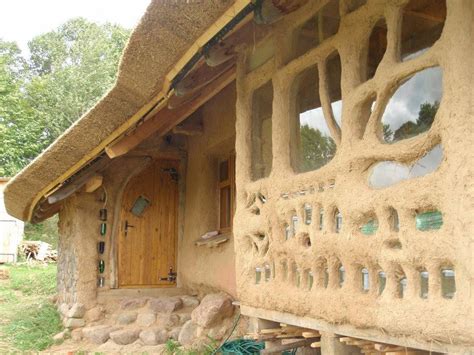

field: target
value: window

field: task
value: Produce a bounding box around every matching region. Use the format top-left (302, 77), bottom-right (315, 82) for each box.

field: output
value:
top-left (218, 154), bottom-right (235, 232)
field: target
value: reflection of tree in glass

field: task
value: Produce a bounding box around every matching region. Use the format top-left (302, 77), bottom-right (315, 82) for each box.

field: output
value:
top-left (300, 124), bottom-right (336, 172)
top-left (391, 101), bottom-right (439, 142)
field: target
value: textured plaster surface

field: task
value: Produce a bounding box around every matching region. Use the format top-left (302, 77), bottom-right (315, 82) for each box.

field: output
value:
top-left (233, 0), bottom-right (473, 348)
top-left (178, 84), bottom-right (238, 297)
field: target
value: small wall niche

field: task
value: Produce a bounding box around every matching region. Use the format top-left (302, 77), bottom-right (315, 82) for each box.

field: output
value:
top-left (381, 67), bottom-right (442, 143)
top-left (251, 81), bottom-right (273, 180)
top-left (440, 267), bottom-right (456, 299)
top-left (292, 65), bottom-right (338, 173)
top-left (401, 0), bottom-right (446, 61)
top-left (366, 19), bottom-right (387, 80)
top-left (281, 261), bottom-right (288, 281)
top-left (369, 144), bottom-right (443, 189)
top-left (378, 271), bottom-right (387, 295)
top-left (289, 0), bottom-right (340, 62)
top-left (301, 233), bottom-right (312, 248)
top-left (415, 209), bottom-right (443, 231)
top-left (389, 207), bottom-right (400, 232)
top-left (419, 270), bottom-right (429, 299)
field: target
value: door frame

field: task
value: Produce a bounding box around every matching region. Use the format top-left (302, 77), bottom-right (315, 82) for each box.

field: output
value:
top-left (108, 154), bottom-right (186, 289)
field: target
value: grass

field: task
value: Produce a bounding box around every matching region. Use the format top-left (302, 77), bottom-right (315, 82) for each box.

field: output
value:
top-left (0, 263), bottom-right (62, 352)
top-left (165, 337), bottom-right (218, 355)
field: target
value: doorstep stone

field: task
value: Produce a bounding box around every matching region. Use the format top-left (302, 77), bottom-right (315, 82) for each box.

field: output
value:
top-left (149, 296), bottom-right (183, 313)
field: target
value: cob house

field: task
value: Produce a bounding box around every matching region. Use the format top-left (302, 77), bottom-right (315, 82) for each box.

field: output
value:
top-left (3, 0), bottom-right (473, 353)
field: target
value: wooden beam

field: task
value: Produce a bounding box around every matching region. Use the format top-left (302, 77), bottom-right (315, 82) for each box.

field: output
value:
top-left (83, 174), bottom-right (103, 193)
top-left (47, 157), bottom-right (110, 204)
top-left (105, 67), bottom-right (236, 159)
top-left (261, 338), bottom-right (316, 354)
top-left (174, 59), bottom-right (235, 96)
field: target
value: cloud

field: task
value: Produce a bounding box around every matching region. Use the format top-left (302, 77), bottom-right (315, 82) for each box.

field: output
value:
top-left (299, 100), bottom-right (342, 137)
top-left (381, 67), bottom-right (442, 131)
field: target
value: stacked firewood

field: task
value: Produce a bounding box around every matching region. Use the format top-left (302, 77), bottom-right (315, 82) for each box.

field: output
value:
top-left (339, 336), bottom-right (424, 355)
top-left (246, 323), bottom-right (321, 353)
top-left (19, 241), bottom-right (57, 262)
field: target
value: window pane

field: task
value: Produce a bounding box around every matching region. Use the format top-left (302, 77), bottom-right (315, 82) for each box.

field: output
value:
top-left (220, 186), bottom-right (231, 229)
top-left (219, 160), bottom-right (229, 182)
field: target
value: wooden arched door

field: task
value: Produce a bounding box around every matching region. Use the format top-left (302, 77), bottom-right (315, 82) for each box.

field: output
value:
top-left (118, 159), bottom-right (179, 287)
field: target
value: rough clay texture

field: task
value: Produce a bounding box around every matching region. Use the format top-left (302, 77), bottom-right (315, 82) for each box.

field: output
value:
top-left (233, 0), bottom-right (473, 349)
top-left (178, 84), bottom-right (238, 297)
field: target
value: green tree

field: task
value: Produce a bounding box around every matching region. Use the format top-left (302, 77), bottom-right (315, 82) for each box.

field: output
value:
top-left (300, 124), bottom-right (336, 172)
top-left (392, 101), bottom-right (439, 142)
top-left (0, 40), bottom-right (40, 176)
top-left (0, 18), bottom-right (130, 177)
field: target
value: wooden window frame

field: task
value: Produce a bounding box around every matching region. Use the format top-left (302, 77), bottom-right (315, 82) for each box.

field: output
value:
top-left (218, 154), bottom-right (236, 233)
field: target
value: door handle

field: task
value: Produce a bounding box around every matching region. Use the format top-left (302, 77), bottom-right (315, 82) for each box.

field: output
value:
top-left (125, 220), bottom-right (135, 236)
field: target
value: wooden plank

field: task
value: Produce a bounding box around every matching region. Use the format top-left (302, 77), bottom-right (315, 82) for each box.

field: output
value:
top-left (105, 67), bottom-right (236, 159)
top-left (174, 59), bottom-right (235, 96)
top-left (302, 331), bottom-right (320, 338)
top-left (311, 341), bottom-right (321, 348)
top-left (261, 339), bottom-right (316, 354)
top-left (83, 174), bottom-right (103, 193)
top-left (118, 159), bottom-right (179, 287)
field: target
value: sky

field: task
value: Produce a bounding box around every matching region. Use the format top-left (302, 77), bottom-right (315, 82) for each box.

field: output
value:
top-left (0, 0), bottom-right (151, 54)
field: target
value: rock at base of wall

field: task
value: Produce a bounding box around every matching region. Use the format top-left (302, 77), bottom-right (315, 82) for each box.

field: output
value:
top-left (83, 325), bottom-right (119, 344)
top-left (181, 295), bottom-right (200, 308)
top-left (59, 303), bottom-right (69, 317)
top-left (137, 312), bottom-right (156, 327)
top-left (117, 311), bottom-right (138, 325)
top-left (84, 306), bottom-right (103, 322)
top-left (156, 313), bottom-right (180, 329)
top-left (168, 326), bottom-right (182, 341)
top-left (149, 297), bottom-right (183, 313)
top-left (139, 328), bottom-right (168, 345)
top-left (53, 330), bottom-right (69, 341)
top-left (191, 293), bottom-right (234, 328)
top-left (63, 317), bottom-right (85, 329)
top-left (66, 303), bottom-right (86, 318)
top-left (120, 297), bottom-right (148, 310)
top-left (109, 328), bottom-right (141, 345)
top-left (71, 328), bottom-right (83, 341)
top-left (178, 320), bottom-right (199, 346)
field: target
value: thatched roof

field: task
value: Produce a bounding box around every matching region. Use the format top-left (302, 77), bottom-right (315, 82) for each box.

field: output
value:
top-left (4, 0), bottom-right (236, 221)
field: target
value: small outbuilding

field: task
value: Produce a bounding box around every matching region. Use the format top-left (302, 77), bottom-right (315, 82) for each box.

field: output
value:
top-left (0, 178), bottom-right (23, 263)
